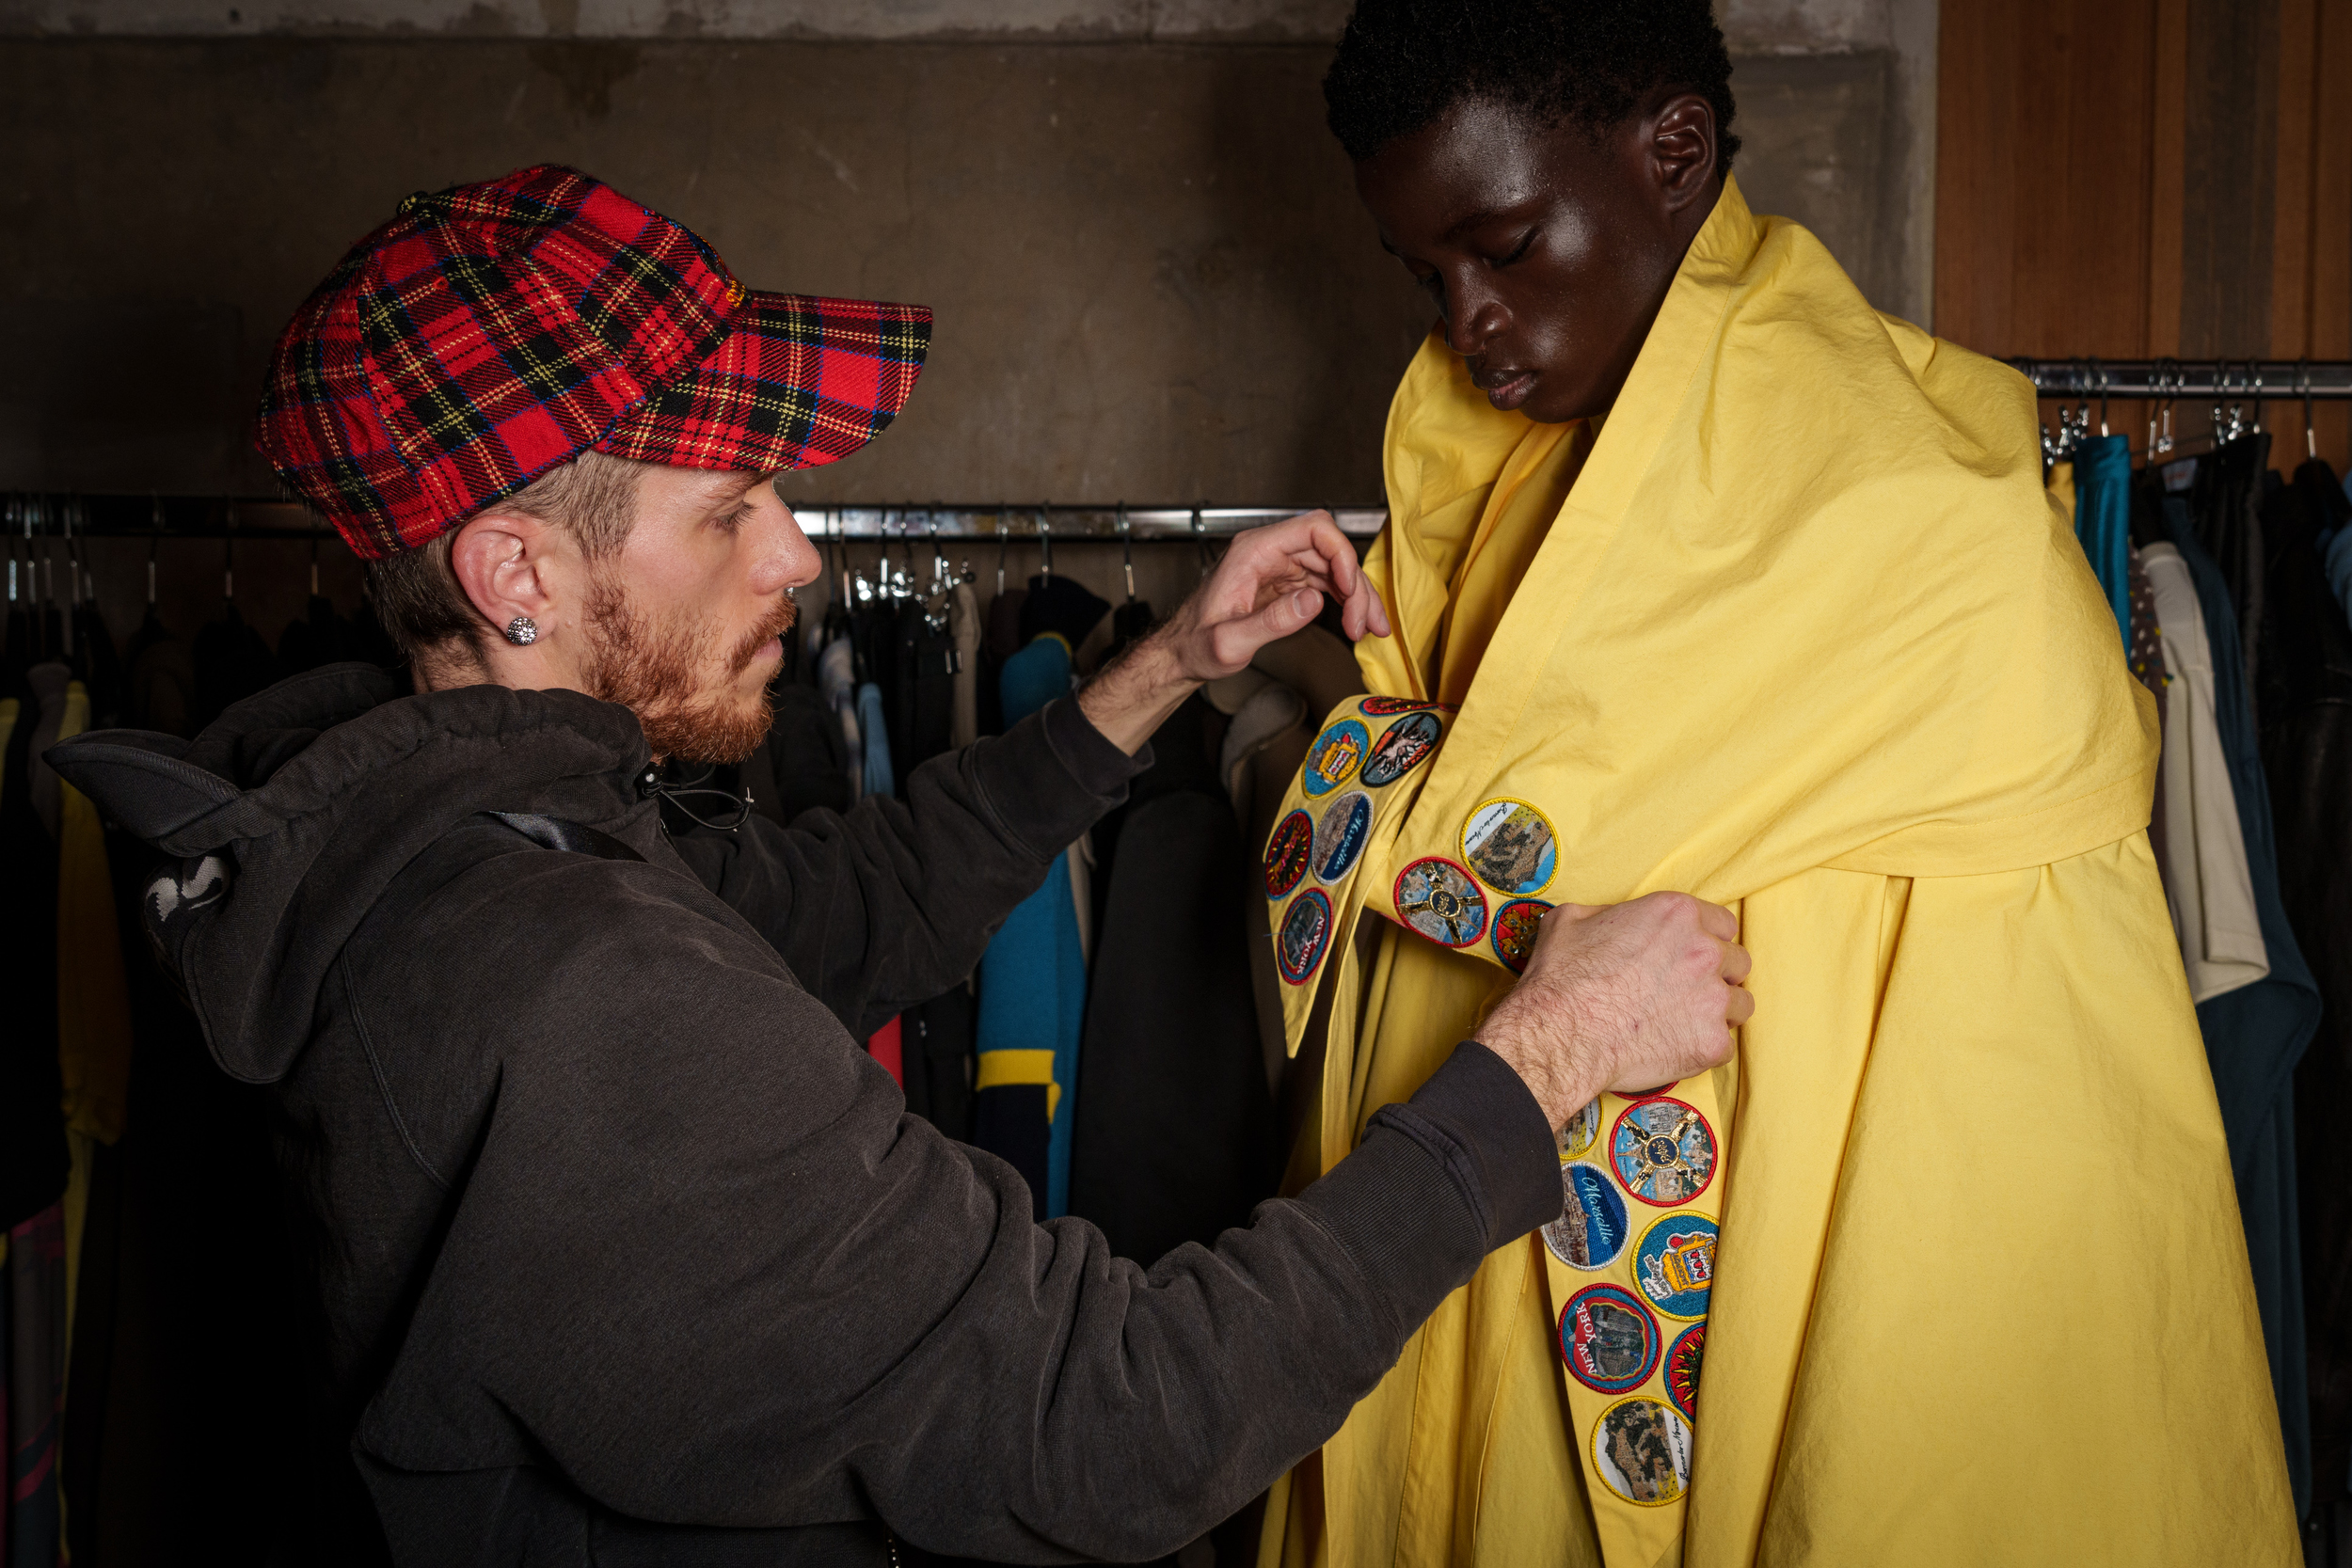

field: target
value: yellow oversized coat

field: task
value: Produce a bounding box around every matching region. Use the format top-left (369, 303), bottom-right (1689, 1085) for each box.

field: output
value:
top-left (1262, 180), bottom-right (2295, 1567)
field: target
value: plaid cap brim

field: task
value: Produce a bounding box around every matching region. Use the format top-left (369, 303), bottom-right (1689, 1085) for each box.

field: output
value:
top-left (596, 291), bottom-right (930, 475)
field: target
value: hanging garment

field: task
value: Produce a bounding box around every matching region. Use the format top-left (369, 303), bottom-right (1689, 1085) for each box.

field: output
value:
top-left (2251, 460), bottom-right (2352, 1508)
top-left (70, 600), bottom-right (122, 732)
top-left (816, 637), bottom-right (861, 800)
top-left (899, 985), bottom-right (977, 1143)
top-left (947, 580), bottom-right (981, 749)
top-left (2143, 544), bottom-right (2270, 999)
top-left (2325, 524), bottom-right (2352, 626)
top-left (2074, 432), bottom-right (2134, 645)
top-left (971, 633), bottom-right (1086, 1218)
top-left (7, 1204), bottom-right (66, 1568)
top-left (277, 593), bottom-right (357, 676)
top-left (2190, 433), bottom-right (2272, 717)
top-left (978, 585), bottom-right (1025, 737)
top-left (121, 605), bottom-right (197, 739)
top-left (2150, 513), bottom-right (2324, 1518)
top-left (855, 681), bottom-right (894, 800)
top-left (1069, 695), bottom-right (1277, 1265)
top-left (890, 597), bottom-right (955, 784)
top-left (2126, 546), bottom-right (2173, 905)
top-left (1262, 177), bottom-right (2292, 1568)
top-left (739, 682), bottom-right (853, 826)
top-left (191, 601), bottom-right (280, 732)
top-left (0, 690), bottom-right (68, 1234)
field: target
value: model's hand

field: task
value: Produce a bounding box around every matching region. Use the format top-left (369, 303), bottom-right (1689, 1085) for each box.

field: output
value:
top-left (1475, 895), bottom-right (1752, 1129)
top-left (1078, 513), bottom-right (1391, 753)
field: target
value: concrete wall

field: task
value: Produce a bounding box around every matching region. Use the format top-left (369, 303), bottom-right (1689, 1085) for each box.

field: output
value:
top-left (0, 1), bottom-right (1933, 505)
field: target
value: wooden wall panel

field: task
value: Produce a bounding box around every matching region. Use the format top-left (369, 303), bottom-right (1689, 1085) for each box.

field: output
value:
top-left (1936, 0), bottom-right (2350, 469)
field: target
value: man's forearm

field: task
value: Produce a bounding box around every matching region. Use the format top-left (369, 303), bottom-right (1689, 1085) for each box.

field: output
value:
top-left (1076, 626), bottom-right (1198, 754)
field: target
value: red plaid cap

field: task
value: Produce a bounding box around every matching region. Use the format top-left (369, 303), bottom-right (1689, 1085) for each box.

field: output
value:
top-left (256, 165), bottom-right (930, 560)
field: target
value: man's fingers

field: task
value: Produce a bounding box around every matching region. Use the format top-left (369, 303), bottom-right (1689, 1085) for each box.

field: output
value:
top-left (1691, 898), bottom-right (1739, 942)
top-left (1210, 587), bottom-right (1322, 670)
top-left (1724, 987), bottom-right (1756, 1028)
top-left (1720, 940), bottom-right (1752, 986)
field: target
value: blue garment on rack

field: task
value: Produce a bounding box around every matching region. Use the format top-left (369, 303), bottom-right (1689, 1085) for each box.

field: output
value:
top-left (2326, 524), bottom-right (2352, 630)
top-left (971, 633), bottom-right (1085, 1218)
top-left (855, 681), bottom-right (893, 799)
top-left (2169, 502), bottom-right (2319, 1516)
top-left (2074, 434), bottom-right (2134, 646)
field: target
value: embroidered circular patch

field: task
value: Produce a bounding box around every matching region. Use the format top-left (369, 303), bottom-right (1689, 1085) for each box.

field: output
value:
top-left (1263, 810), bottom-right (1312, 899)
top-left (1303, 719), bottom-right (1369, 797)
top-left (1558, 1098), bottom-right (1603, 1162)
top-left (1610, 1096), bottom-right (1719, 1207)
top-left (1460, 797), bottom-right (1558, 895)
top-left (1359, 695), bottom-right (1439, 715)
top-left (1664, 1323), bottom-right (1705, 1422)
top-left (1312, 792), bottom-right (1373, 883)
top-left (1560, 1284), bottom-right (1661, 1395)
top-left (1360, 711), bottom-right (1443, 787)
top-left (1590, 1396), bottom-right (1694, 1508)
top-left (1393, 857), bottom-right (1487, 946)
top-left (1277, 890), bottom-right (1334, 985)
top-left (1489, 897), bottom-right (1552, 974)
top-left (1542, 1162), bottom-right (1630, 1271)
top-left (1632, 1212), bottom-right (1718, 1321)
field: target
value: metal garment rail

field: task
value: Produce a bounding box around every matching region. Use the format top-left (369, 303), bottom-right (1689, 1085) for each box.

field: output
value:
top-left (2008, 358), bottom-right (2352, 399)
top-left (4, 495), bottom-right (1390, 543)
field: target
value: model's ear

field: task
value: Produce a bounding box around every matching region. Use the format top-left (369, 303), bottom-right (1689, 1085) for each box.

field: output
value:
top-left (448, 509), bottom-right (558, 637)
top-left (1648, 92), bottom-right (1718, 214)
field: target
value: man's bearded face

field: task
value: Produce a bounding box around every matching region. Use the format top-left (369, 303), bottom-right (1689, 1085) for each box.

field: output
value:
top-left (580, 563), bottom-right (796, 765)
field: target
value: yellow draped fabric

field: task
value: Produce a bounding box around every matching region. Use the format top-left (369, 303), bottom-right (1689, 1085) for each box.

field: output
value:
top-left (1262, 178), bottom-right (2292, 1567)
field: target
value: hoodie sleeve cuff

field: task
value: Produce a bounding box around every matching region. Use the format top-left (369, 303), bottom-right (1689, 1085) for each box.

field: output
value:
top-left (965, 698), bottom-right (1152, 863)
top-left (1289, 1042), bottom-right (1561, 1341)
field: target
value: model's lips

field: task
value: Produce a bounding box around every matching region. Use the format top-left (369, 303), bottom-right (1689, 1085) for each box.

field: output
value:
top-left (1477, 368), bottom-right (1536, 411)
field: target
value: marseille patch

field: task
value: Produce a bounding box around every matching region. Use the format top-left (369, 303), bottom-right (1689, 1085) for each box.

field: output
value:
top-left (1461, 797), bottom-right (1558, 895)
top-left (1303, 719), bottom-right (1369, 797)
top-left (1394, 857), bottom-right (1487, 946)
top-left (1590, 1396), bottom-right (1694, 1508)
top-left (1559, 1284), bottom-right (1661, 1395)
top-left (1611, 1096), bottom-right (1719, 1207)
top-left (1312, 791), bottom-right (1372, 882)
top-left (1360, 711), bottom-right (1442, 787)
top-left (1359, 695), bottom-right (1439, 715)
top-left (1633, 1213), bottom-right (1718, 1321)
top-left (1489, 896), bottom-right (1551, 974)
top-left (1664, 1323), bottom-right (1705, 1422)
top-left (1264, 810), bottom-right (1312, 899)
top-left (1558, 1098), bottom-right (1603, 1162)
top-left (1277, 889), bottom-right (1334, 986)
top-left (1542, 1161), bottom-right (1630, 1271)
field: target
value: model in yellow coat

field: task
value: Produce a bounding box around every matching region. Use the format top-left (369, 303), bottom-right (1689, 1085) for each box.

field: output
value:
top-left (1263, 3), bottom-right (2296, 1563)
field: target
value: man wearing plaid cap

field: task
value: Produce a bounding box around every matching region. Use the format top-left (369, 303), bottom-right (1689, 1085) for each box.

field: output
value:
top-left (50, 167), bottom-right (1747, 1564)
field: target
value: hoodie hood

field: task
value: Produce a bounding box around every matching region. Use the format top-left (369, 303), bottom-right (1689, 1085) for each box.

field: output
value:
top-left (47, 663), bottom-right (658, 1083)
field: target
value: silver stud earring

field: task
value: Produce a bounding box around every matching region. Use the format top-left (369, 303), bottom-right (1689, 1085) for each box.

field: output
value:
top-left (503, 616), bottom-right (538, 646)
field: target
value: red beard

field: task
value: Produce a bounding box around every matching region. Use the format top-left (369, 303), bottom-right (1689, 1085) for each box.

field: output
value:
top-left (580, 573), bottom-right (796, 764)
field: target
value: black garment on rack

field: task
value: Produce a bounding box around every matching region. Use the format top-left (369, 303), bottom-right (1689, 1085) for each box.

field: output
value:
top-left (738, 682), bottom-right (854, 825)
top-left (2165, 504), bottom-right (2322, 1517)
top-left (192, 602), bottom-right (282, 731)
top-left (0, 668), bottom-right (69, 1230)
top-left (1017, 575), bottom-right (1110, 655)
top-left (890, 597), bottom-right (956, 784)
top-left (72, 599), bottom-right (124, 730)
top-left (2255, 459), bottom-right (2352, 1505)
top-left (123, 604), bottom-right (198, 738)
top-left (279, 594), bottom-right (358, 676)
top-left (1069, 694), bottom-right (1277, 1265)
top-left (900, 985), bottom-right (977, 1143)
top-left (2188, 433), bottom-right (2272, 719)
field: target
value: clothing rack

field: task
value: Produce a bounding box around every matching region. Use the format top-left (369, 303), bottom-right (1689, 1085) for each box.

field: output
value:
top-left (2009, 358), bottom-right (2352, 400)
top-left (4, 495), bottom-right (1388, 543)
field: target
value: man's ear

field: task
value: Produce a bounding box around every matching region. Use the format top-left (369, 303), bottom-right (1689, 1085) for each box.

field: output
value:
top-left (1648, 93), bottom-right (1718, 214)
top-left (448, 510), bottom-right (558, 638)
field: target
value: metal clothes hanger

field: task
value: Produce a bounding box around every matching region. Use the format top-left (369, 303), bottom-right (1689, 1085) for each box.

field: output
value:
top-left (1037, 504), bottom-right (1053, 581)
top-left (1117, 502), bottom-right (1135, 604)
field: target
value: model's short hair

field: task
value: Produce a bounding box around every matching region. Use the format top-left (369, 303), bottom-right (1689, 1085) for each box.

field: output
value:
top-left (365, 449), bottom-right (642, 672)
top-left (1323, 0), bottom-right (1740, 171)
